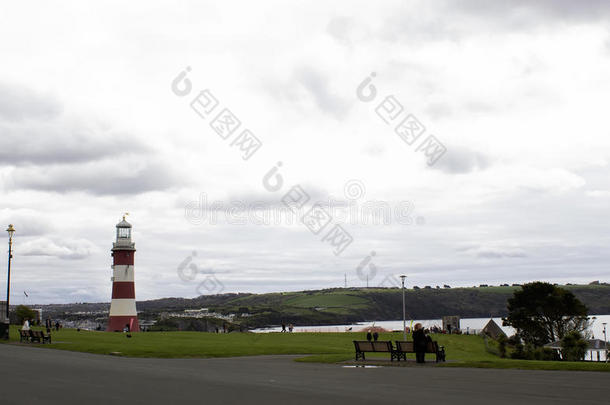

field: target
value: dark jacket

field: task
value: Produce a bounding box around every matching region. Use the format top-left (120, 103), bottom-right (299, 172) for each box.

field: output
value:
top-left (412, 329), bottom-right (427, 351)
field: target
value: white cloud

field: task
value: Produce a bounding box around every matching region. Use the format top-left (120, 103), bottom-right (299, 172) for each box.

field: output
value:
top-left (19, 237), bottom-right (98, 260)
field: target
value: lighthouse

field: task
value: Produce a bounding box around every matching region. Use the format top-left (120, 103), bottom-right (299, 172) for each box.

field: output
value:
top-left (107, 215), bottom-right (140, 332)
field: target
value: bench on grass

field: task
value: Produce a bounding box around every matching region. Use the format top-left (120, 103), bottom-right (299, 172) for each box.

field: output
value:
top-left (353, 340), bottom-right (400, 361)
top-left (394, 340), bottom-right (446, 362)
top-left (28, 330), bottom-right (52, 344)
top-left (18, 329), bottom-right (29, 343)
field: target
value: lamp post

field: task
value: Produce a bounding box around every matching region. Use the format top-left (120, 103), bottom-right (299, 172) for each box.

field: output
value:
top-left (4, 224), bottom-right (15, 339)
top-left (588, 317), bottom-right (597, 361)
top-left (603, 322), bottom-right (607, 363)
top-left (400, 275), bottom-right (406, 341)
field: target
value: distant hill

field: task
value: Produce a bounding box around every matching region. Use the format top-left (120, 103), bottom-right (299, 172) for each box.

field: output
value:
top-left (36, 283), bottom-right (610, 329)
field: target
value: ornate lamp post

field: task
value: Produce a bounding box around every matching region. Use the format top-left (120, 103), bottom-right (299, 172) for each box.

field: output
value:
top-left (4, 224), bottom-right (15, 339)
top-left (400, 275), bottom-right (406, 341)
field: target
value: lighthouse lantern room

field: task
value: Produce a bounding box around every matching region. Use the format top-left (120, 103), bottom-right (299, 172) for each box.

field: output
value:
top-left (107, 214), bottom-right (140, 332)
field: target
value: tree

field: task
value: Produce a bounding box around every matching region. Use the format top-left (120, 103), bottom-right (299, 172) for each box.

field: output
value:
top-left (561, 331), bottom-right (588, 361)
top-left (497, 335), bottom-right (508, 358)
top-left (15, 305), bottom-right (38, 325)
top-left (503, 282), bottom-right (589, 346)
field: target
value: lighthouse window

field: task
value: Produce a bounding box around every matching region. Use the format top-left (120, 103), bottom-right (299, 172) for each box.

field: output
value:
top-left (118, 228), bottom-right (130, 238)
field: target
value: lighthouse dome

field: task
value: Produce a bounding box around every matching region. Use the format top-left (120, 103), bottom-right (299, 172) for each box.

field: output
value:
top-left (116, 218), bottom-right (132, 228)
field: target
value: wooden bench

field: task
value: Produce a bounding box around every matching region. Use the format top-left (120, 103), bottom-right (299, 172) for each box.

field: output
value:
top-left (40, 330), bottom-right (52, 344)
top-left (353, 340), bottom-right (400, 361)
top-left (18, 329), bottom-right (29, 343)
top-left (29, 330), bottom-right (41, 343)
top-left (395, 340), bottom-right (446, 362)
top-left (27, 330), bottom-right (52, 344)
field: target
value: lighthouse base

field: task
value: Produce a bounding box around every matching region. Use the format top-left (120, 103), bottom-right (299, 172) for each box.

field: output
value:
top-left (107, 316), bottom-right (140, 332)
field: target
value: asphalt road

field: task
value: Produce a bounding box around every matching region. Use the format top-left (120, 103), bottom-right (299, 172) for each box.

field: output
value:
top-left (0, 344), bottom-right (607, 404)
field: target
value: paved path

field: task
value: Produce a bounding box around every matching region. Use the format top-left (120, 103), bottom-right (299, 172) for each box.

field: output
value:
top-left (0, 344), bottom-right (607, 404)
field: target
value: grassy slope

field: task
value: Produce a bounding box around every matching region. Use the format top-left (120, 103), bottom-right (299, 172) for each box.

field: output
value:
top-left (5, 327), bottom-right (609, 372)
top-left (44, 284), bottom-right (610, 329)
top-left (210, 284), bottom-right (610, 328)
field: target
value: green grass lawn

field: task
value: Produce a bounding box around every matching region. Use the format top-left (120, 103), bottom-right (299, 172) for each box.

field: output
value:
top-left (4, 327), bottom-right (609, 372)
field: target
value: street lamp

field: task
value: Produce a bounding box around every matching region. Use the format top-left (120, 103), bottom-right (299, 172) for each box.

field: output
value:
top-left (603, 323), bottom-right (607, 363)
top-left (400, 275), bottom-right (406, 341)
top-left (4, 224), bottom-right (15, 339)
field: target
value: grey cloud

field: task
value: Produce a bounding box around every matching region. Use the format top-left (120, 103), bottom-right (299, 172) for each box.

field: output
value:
top-left (179, 184), bottom-right (331, 212)
top-left (11, 160), bottom-right (177, 196)
top-left (379, 0), bottom-right (610, 46)
top-left (19, 237), bottom-right (97, 260)
top-left (451, 1), bottom-right (610, 23)
top-left (0, 82), bottom-right (150, 166)
top-left (228, 184), bottom-right (329, 207)
top-left (476, 249), bottom-right (527, 259)
top-left (326, 17), bottom-right (354, 45)
top-left (0, 121), bottom-right (150, 165)
top-left (0, 83), bottom-right (150, 165)
top-left (0, 82), bottom-right (177, 195)
top-left (295, 67), bottom-right (352, 119)
top-left (425, 102), bottom-right (453, 120)
top-left (0, 212), bottom-right (53, 237)
top-left (432, 146), bottom-right (490, 174)
top-left (0, 82), bottom-right (61, 122)
top-left (456, 243), bottom-right (527, 259)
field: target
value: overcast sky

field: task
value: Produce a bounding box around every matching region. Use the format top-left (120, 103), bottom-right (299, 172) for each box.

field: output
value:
top-left (1, 1), bottom-right (610, 304)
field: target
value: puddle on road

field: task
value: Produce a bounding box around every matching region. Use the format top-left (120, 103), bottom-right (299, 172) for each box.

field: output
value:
top-left (342, 365), bottom-right (383, 369)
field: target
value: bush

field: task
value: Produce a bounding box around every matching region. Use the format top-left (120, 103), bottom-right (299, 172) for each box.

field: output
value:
top-left (561, 331), bottom-right (588, 361)
top-left (497, 335), bottom-right (508, 358)
top-left (532, 347), bottom-right (560, 361)
top-left (510, 342), bottom-right (527, 359)
top-left (510, 343), bottom-right (559, 361)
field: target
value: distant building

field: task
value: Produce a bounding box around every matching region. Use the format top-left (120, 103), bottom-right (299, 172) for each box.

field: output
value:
top-left (184, 308), bottom-right (209, 315)
top-left (32, 308), bottom-right (42, 324)
top-left (442, 315), bottom-right (460, 333)
top-left (545, 339), bottom-right (608, 361)
top-left (480, 319), bottom-right (507, 340)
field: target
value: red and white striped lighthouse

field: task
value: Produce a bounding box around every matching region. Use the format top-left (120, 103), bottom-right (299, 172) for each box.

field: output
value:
top-left (107, 214), bottom-right (139, 332)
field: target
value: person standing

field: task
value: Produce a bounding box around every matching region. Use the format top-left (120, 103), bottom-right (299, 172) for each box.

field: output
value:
top-left (413, 323), bottom-right (426, 364)
top-left (366, 331), bottom-right (372, 342)
top-left (22, 319), bottom-right (30, 331)
top-left (373, 331), bottom-right (379, 341)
